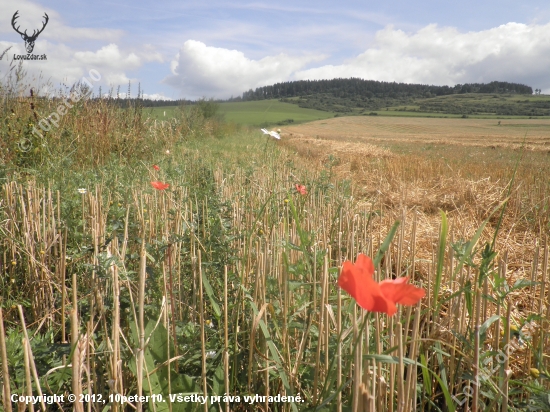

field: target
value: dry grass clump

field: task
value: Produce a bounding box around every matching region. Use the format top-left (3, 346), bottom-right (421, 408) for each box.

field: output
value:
top-left (280, 134), bottom-right (547, 295)
top-left (280, 118), bottom-right (548, 234)
top-left (0, 77), bottom-right (228, 171)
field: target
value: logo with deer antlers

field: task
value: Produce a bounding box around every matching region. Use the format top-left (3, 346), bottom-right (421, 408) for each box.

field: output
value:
top-left (11, 11), bottom-right (49, 54)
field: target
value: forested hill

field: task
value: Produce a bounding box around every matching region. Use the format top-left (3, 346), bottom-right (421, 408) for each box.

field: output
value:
top-left (226, 78), bottom-right (544, 116)
top-left (234, 79), bottom-right (532, 101)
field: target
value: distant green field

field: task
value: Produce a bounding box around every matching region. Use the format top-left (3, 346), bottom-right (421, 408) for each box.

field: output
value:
top-left (143, 93), bottom-right (550, 125)
top-left (217, 100), bottom-right (336, 126)
top-left (283, 92), bottom-right (550, 119)
top-left (144, 106), bottom-right (180, 120)
top-left (383, 94), bottom-right (550, 119)
top-left (143, 100), bottom-right (336, 126)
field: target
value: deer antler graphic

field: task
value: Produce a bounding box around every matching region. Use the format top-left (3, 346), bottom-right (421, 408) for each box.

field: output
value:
top-left (11, 11), bottom-right (49, 54)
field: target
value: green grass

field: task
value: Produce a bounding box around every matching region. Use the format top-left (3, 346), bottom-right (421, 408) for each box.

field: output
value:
top-left (144, 106), bottom-right (181, 120)
top-left (142, 100), bottom-right (337, 126)
top-left (143, 94), bottom-right (550, 124)
top-left (217, 99), bottom-right (336, 126)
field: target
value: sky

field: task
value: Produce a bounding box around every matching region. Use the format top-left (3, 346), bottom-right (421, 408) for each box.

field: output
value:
top-left (1, 0), bottom-right (549, 100)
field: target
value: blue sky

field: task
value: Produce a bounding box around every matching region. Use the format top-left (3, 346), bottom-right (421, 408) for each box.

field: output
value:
top-left (1, 0), bottom-right (549, 99)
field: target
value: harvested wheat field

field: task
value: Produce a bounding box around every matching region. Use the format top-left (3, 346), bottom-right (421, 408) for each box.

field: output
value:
top-left (279, 116), bottom-right (549, 342)
top-left (282, 115), bottom-right (550, 151)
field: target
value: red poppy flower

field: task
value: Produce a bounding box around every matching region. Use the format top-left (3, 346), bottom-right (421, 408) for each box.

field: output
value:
top-left (153, 164), bottom-right (160, 171)
top-left (337, 254), bottom-right (425, 316)
top-left (295, 183), bottom-right (307, 195)
top-left (151, 181), bottom-right (169, 190)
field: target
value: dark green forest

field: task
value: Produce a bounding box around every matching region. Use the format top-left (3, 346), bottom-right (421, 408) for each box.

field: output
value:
top-left (99, 78), bottom-right (548, 117)
top-left (227, 78), bottom-right (548, 117)
top-left (234, 78), bottom-right (533, 101)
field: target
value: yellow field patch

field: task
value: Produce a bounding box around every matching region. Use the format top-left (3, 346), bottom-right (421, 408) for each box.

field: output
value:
top-left (282, 116), bottom-right (550, 151)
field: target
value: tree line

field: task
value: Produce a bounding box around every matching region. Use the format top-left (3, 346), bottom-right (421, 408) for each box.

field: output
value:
top-left (230, 79), bottom-right (533, 101)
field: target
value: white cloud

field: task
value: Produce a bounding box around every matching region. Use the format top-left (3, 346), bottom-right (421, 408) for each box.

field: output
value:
top-left (294, 22), bottom-right (550, 92)
top-left (1, 0), bottom-right (122, 41)
top-left (0, 0), bottom-right (163, 95)
top-left (163, 40), bottom-right (324, 99)
top-left (162, 23), bottom-right (550, 99)
top-left (142, 93), bottom-right (173, 100)
top-left (0, 40), bottom-right (161, 91)
top-left (74, 44), bottom-right (141, 70)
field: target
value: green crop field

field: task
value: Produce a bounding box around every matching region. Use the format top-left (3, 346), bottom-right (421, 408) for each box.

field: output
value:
top-left (144, 93), bottom-right (550, 126)
top-left (217, 99), bottom-right (337, 126)
top-left (143, 100), bottom-right (336, 127)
